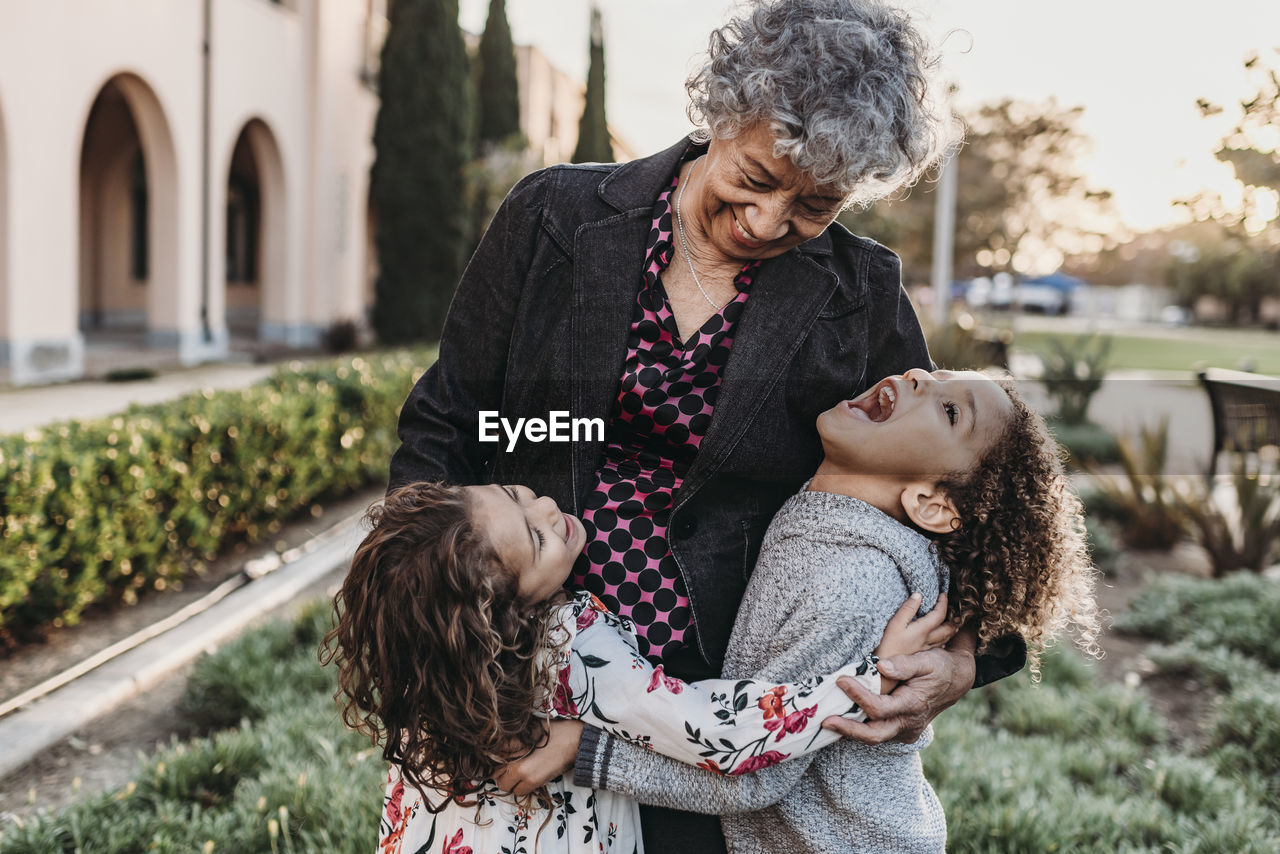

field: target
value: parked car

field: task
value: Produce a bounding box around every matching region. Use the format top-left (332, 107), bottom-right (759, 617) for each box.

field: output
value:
top-left (1013, 282), bottom-right (1069, 315)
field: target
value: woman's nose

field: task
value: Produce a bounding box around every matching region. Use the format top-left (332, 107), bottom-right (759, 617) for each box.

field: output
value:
top-left (744, 198), bottom-right (790, 241)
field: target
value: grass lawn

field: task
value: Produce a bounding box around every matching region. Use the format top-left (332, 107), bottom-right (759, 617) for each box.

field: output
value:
top-left (1012, 327), bottom-right (1280, 374)
top-left (4, 581), bottom-right (1279, 853)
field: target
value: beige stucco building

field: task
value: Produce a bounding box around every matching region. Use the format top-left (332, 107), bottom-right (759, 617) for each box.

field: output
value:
top-left (0, 0), bottom-right (394, 385)
top-left (0, 0), bottom-right (616, 386)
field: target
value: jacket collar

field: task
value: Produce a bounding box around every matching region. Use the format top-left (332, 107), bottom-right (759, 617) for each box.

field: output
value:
top-left (596, 136), bottom-right (834, 257)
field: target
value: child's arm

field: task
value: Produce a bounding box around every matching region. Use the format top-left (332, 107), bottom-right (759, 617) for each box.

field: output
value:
top-left (572, 550), bottom-right (931, 814)
top-left (561, 598), bottom-right (882, 775)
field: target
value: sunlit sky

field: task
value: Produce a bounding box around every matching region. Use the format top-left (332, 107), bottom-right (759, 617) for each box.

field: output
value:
top-left (458, 0), bottom-right (1280, 233)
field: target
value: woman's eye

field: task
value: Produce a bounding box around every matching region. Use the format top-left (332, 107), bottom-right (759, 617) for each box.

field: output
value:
top-left (746, 176), bottom-right (769, 189)
top-left (944, 402), bottom-right (959, 426)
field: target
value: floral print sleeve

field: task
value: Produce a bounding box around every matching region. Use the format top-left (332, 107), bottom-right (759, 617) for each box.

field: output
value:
top-left (551, 593), bottom-right (879, 776)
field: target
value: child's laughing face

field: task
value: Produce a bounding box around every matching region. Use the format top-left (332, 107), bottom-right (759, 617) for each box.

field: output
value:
top-left (468, 484), bottom-right (586, 603)
top-left (817, 369), bottom-right (1014, 482)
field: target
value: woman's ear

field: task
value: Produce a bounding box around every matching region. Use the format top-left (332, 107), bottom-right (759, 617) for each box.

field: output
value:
top-left (899, 482), bottom-right (959, 534)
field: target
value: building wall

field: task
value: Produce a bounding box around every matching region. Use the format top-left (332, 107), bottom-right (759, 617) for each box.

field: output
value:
top-left (0, 0), bottom-right (380, 384)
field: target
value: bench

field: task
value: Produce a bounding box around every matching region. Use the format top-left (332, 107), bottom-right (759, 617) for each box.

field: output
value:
top-left (1198, 368), bottom-right (1280, 477)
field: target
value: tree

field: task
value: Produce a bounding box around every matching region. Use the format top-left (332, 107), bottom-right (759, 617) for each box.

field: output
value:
top-left (1166, 53), bottom-right (1280, 324)
top-left (840, 98), bottom-right (1121, 287)
top-left (369, 0), bottom-right (474, 345)
top-left (1196, 52), bottom-right (1280, 239)
top-left (571, 5), bottom-right (612, 164)
top-left (1166, 233), bottom-right (1276, 324)
top-left (476, 0), bottom-right (520, 147)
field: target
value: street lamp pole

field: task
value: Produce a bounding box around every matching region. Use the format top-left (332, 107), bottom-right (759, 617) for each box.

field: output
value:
top-left (930, 152), bottom-right (958, 330)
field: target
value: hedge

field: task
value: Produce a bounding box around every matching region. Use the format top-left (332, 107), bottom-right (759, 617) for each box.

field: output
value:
top-left (0, 350), bottom-right (433, 642)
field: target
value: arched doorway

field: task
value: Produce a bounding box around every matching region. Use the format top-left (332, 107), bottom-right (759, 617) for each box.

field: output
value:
top-left (223, 119), bottom-right (285, 340)
top-left (77, 74), bottom-right (179, 345)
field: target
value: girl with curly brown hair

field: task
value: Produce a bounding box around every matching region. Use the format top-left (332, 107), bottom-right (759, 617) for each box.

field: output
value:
top-left (322, 482), bottom-right (947, 853)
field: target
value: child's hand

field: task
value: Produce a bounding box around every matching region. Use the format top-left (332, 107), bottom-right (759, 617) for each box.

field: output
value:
top-left (874, 593), bottom-right (956, 692)
top-left (492, 720), bottom-right (584, 797)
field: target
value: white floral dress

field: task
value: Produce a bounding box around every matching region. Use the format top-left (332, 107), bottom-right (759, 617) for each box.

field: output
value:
top-left (376, 592), bottom-right (880, 854)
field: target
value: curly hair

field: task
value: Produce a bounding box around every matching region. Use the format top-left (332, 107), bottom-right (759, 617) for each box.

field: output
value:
top-left (319, 482), bottom-right (563, 810)
top-left (687, 0), bottom-right (954, 202)
top-left (933, 382), bottom-right (1101, 677)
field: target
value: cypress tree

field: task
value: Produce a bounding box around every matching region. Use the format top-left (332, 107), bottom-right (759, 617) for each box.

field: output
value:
top-left (369, 0), bottom-right (474, 345)
top-left (477, 0), bottom-right (520, 146)
top-left (571, 5), bottom-right (612, 163)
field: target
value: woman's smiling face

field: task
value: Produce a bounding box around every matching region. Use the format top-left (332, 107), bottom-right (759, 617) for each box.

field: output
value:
top-left (467, 484), bottom-right (585, 604)
top-left (690, 123), bottom-right (847, 263)
top-left (816, 369), bottom-right (1015, 482)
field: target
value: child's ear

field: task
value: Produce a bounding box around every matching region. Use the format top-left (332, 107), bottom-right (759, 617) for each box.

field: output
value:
top-left (900, 482), bottom-right (959, 535)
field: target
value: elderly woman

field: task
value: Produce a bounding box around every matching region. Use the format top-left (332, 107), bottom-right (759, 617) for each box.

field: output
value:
top-left (388, 0), bottom-right (1022, 850)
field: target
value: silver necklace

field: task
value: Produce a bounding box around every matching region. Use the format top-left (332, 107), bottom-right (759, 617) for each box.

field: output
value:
top-left (674, 156), bottom-right (724, 311)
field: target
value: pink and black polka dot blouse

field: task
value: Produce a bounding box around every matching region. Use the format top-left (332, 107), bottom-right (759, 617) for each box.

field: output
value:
top-left (569, 158), bottom-right (760, 662)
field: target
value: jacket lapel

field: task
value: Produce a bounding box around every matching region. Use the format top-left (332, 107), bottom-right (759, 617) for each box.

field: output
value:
top-left (569, 211), bottom-right (651, 511)
top-left (678, 249), bottom-right (840, 499)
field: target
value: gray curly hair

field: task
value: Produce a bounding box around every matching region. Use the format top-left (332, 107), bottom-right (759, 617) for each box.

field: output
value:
top-left (687, 0), bottom-right (953, 203)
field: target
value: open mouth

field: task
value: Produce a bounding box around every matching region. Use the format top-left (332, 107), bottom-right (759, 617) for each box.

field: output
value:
top-left (847, 378), bottom-right (898, 423)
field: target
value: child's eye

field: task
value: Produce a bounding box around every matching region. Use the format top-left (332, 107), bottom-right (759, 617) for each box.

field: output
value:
top-left (534, 528), bottom-right (547, 549)
top-left (944, 402), bottom-right (959, 425)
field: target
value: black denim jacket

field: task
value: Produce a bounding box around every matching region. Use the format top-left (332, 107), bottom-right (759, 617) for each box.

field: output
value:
top-left (388, 138), bottom-right (1024, 685)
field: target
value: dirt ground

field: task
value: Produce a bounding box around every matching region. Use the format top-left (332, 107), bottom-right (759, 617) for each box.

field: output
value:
top-left (0, 513), bottom-right (1222, 822)
top-left (1089, 542), bottom-right (1218, 751)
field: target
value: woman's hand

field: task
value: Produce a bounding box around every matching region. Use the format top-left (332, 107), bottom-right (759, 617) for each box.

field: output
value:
top-left (492, 720), bottom-right (585, 797)
top-left (823, 625), bottom-right (977, 744)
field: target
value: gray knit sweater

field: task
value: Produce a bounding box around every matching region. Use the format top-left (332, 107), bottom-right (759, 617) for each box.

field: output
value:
top-left (574, 487), bottom-right (949, 853)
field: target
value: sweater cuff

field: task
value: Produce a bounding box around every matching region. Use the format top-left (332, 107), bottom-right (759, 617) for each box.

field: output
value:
top-left (572, 724), bottom-right (613, 789)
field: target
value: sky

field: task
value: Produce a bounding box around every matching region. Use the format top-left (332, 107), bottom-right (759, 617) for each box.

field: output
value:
top-left (457, 0), bottom-right (1280, 233)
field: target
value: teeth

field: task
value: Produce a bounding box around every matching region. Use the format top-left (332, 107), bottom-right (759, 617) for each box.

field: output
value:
top-left (878, 386), bottom-right (896, 412)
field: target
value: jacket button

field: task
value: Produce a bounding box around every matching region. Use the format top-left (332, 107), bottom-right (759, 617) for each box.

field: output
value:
top-left (674, 516), bottom-right (697, 539)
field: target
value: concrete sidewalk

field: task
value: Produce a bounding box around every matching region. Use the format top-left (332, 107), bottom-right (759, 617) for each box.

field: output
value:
top-left (0, 362), bottom-right (279, 436)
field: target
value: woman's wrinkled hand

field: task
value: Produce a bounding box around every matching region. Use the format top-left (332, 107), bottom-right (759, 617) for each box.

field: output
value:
top-left (823, 626), bottom-right (977, 744)
top-left (492, 720), bottom-right (585, 797)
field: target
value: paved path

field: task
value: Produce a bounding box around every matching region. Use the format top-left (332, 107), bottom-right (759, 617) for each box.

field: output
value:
top-left (1018, 370), bottom-right (1211, 476)
top-left (0, 363), bottom-right (278, 435)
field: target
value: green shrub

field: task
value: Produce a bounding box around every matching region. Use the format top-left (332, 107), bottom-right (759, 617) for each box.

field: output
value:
top-left (1038, 333), bottom-right (1112, 425)
top-left (926, 319), bottom-right (1012, 370)
top-left (1115, 572), bottom-right (1280, 668)
top-left (1084, 515), bottom-right (1121, 576)
top-left (1174, 454), bottom-right (1280, 576)
top-left (181, 603), bottom-right (336, 731)
top-left (1085, 419), bottom-right (1188, 550)
top-left (1047, 418), bottom-right (1122, 467)
top-left (0, 350), bottom-right (431, 641)
top-left (1207, 680), bottom-right (1280, 782)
